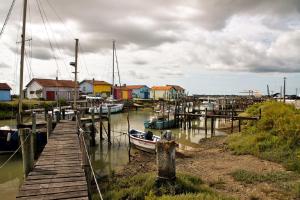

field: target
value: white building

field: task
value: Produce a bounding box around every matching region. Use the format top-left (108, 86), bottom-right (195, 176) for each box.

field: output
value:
top-left (26, 78), bottom-right (78, 101)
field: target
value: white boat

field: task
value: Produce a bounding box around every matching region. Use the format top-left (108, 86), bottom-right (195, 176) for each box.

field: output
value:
top-left (128, 129), bottom-right (160, 153)
top-left (89, 103), bottom-right (124, 114)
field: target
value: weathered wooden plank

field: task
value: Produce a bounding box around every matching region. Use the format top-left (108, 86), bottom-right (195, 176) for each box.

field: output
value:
top-left (17, 120), bottom-right (88, 199)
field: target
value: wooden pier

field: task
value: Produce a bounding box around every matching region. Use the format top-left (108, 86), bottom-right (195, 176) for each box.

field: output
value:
top-left (16, 120), bottom-right (88, 200)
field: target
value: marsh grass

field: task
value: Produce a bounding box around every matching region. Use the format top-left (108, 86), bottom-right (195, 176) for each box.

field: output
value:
top-left (100, 173), bottom-right (234, 200)
top-left (228, 101), bottom-right (300, 172)
top-left (230, 169), bottom-right (296, 184)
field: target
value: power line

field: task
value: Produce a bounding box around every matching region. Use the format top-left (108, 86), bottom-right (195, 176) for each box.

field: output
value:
top-left (0, 0), bottom-right (17, 40)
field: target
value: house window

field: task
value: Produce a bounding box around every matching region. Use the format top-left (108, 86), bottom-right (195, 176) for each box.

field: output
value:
top-left (30, 91), bottom-right (35, 94)
top-left (83, 86), bottom-right (86, 91)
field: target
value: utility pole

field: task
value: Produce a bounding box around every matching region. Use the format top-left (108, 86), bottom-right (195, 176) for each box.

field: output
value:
top-left (283, 77), bottom-right (286, 103)
top-left (18, 0), bottom-right (27, 122)
top-left (267, 85), bottom-right (270, 96)
top-left (70, 39), bottom-right (79, 109)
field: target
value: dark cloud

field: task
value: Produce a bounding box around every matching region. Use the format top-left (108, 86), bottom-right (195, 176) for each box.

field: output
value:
top-left (132, 59), bottom-right (148, 65)
top-left (0, 62), bottom-right (10, 69)
top-left (128, 70), bottom-right (148, 79)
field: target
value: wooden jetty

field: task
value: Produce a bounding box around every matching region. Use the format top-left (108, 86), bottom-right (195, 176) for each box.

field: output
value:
top-left (16, 120), bottom-right (88, 200)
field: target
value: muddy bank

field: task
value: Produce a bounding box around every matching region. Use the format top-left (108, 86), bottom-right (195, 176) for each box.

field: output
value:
top-left (115, 136), bottom-right (299, 200)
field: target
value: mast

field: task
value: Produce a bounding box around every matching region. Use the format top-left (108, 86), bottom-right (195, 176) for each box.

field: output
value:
top-left (112, 40), bottom-right (115, 96)
top-left (74, 39), bottom-right (79, 109)
top-left (18, 0), bottom-right (28, 122)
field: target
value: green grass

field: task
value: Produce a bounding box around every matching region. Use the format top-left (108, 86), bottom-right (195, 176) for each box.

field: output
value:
top-left (97, 173), bottom-right (234, 200)
top-left (228, 101), bottom-right (300, 172)
top-left (231, 169), bottom-right (296, 184)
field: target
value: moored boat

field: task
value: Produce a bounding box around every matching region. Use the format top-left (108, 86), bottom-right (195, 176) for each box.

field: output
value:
top-left (128, 129), bottom-right (160, 153)
top-left (89, 103), bottom-right (124, 114)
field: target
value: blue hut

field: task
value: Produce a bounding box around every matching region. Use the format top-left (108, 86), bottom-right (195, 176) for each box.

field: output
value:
top-left (127, 85), bottom-right (150, 99)
top-left (0, 83), bottom-right (11, 101)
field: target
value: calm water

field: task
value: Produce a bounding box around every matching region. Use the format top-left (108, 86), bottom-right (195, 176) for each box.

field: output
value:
top-left (0, 110), bottom-right (226, 199)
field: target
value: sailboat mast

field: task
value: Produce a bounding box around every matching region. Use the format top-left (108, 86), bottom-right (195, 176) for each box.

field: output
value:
top-left (18, 0), bottom-right (28, 120)
top-left (112, 40), bottom-right (115, 95)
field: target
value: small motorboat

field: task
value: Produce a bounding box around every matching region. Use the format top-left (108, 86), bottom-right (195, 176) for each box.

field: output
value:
top-left (89, 103), bottom-right (124, 114)
top-left (128, 129), bottom-right (160, 153)
top-left (0, 126), bottom-right (19, 153)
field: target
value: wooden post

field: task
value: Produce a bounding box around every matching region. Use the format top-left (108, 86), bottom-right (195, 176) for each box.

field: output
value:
top-left (231, 106), bottom-right (234, 133)
top-left (20, 128), bottom-right (33, 177)
top-left (156, 140), bottom-right (176, 181)
top-left (90, 108), bottom-right (96, 146)
top-left (259, 108), bottom-right (262, 120)
top-left (211, 117), bottom-right (214, 136)
top-left (127, 110), bottom-right (131, 162)
top-left (108, 107), bottom-right (111, 144)
top-left (44, 107), bottom-right (48, 121)
top-left (238, 119), bottom-right (241, 132)
top-left (31, 112), bottom-right (37, 160)
top-left (62, 108), bottom-right (66, 120)
top-left (204, 108), bottom-right (208, 137)
top-left (46, 114), bottom-right (52, 141)
top-left (99, 106), bottom-right (103, 140)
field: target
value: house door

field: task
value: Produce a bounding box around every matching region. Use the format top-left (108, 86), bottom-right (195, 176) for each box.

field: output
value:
top-left (144, 92), bottom-right (149, 99)
top-left (46, 91), bottom-right (55, 100)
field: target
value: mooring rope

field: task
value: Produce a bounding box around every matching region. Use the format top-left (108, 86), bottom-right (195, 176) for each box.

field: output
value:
top-left (0, 132), bottom-right (30, 169)
top-left (79, 128), bottom-right (104, 200)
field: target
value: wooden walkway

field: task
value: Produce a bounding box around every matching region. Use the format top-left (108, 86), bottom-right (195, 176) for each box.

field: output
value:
top-left (17, 120), bottom-right (88, 200)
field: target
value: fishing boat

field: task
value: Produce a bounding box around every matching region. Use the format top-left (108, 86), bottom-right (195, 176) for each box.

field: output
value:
top-left (0, 126), bottom-right (19, 153)
top-left (128, 129), bottom-right (160, 153)
top-left (144, 116), bottom-right (175, 129)
top-left (0, 126), bottom-right (47, 153)
top-left (89, 103), bottom-right (124, 114)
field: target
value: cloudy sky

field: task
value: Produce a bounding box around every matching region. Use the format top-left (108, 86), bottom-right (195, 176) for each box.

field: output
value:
top-left (0, 0), bottom-right (299, 95)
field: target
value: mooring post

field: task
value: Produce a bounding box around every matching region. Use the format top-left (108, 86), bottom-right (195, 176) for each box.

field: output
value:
top-left (46, 114), bottom-right (52, 141)
top-left (205, 108), bottom-right (208, 137)
top-left (231, 106), bottom-right (234, 133)
top-left (99, 106), bottom-right (103, 141)
top-left (90, 108), bottom-right (96, 146)
top-left (156, 139), bottom-right (176, 181)
top-left (31, 112), bottom-right (37, 160)
top-left (62, 108), bottom-right (65, 120)
top-left (259, 108), bottom-right (262, 119)
top-left (44, 107), bottom-right (48, 121)
top-left (238, 119), bottom-right (241, 132)
top-left (211, 117), bottom-right (214, 136)
top-left (108, 107), bottom-right (111, 144)
top-left (127, 110), bottom-right (131, 162)
top-left (20, 128), bottom-right (33, 177)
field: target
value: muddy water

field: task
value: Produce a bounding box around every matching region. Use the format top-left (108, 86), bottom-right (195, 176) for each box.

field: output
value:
top-left (0, 110), bottom-right (226, 199)
top-left (90, 110), bottom-right (226, 176)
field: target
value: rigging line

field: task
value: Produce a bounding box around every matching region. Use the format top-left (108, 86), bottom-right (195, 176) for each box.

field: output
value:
top-left (35, 0), bottom-right (60, 77)
top-left (0, 133), bottom-right (30, 169)
top-left (38, 0), bottom-right (73, 80)
top-left (114, 45), bottom-right (121, 87)
top-left (79, 129), bottom-right (104, 200)
top-left (45, 0), bottom-right (75, 39)
top-left (78, 44), bottom-right (91, 77)
top-left (0, 0), bottom-right (17, 40)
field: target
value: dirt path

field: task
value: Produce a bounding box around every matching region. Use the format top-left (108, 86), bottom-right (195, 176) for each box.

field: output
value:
top-left (117, 136), bottom-right (298, 200)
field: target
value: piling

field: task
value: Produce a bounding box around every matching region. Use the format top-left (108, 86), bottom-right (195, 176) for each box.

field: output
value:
top-left (20, 128), bottom-right (34, 177)
top-left (46, 113), bottom-right (52, 141)
top-left (31, 112), bottom-right (36, 160)
top-left (90, 108), bottom-right (96, 146)
top-left (156, 140), bottom-right (176, 181)
top-left (108, 107), bottom-right (111, 144)
top-left (211, 117), bottom-right (214, 136)
top-left (238, 119), bottom-right (241, 132)
top-left (62, 108), bottom-right (66, 120)
top-left (99, 106), bottom-right (103, 141)
top-left (204, 108), bottom-right (208, 137)
top-left (231, 107), bottom-right (234, 133)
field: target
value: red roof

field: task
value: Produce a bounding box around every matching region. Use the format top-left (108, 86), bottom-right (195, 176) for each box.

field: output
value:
top-left (167, 85), bottom-right (184, 91)
top-left (0, 83), bottom-right (11, 90)
top-left (126, 85), bottom-right (147, 90)
top-left (82, 80), bottom-right (111, 86)
top-left (151, 86), bottom-right (174, 91)
top-left (27, 78), bottom-right (77, 88)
